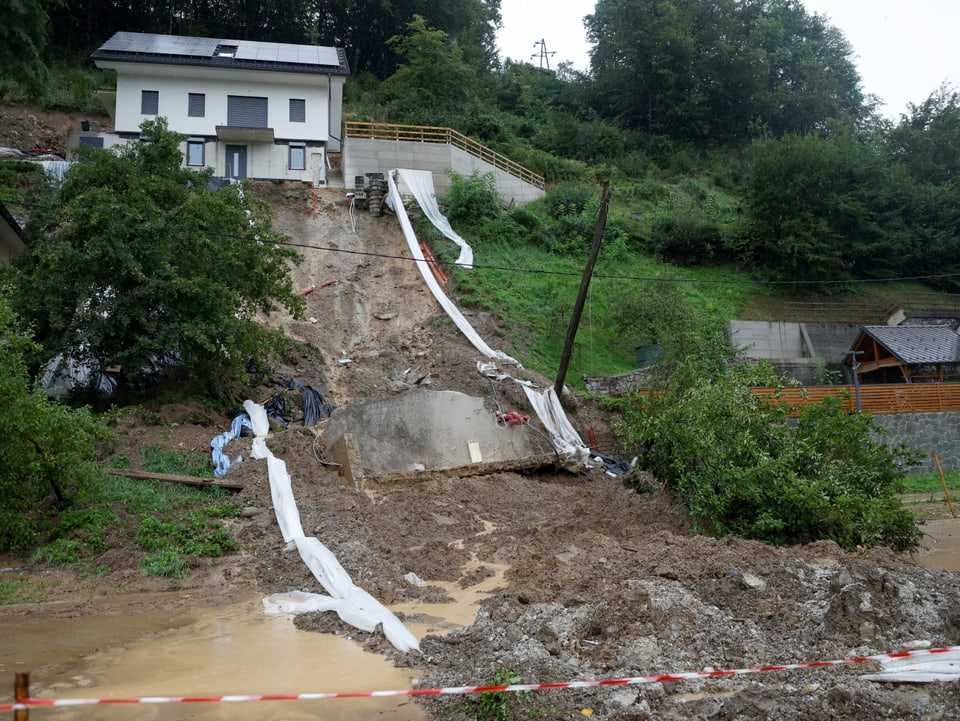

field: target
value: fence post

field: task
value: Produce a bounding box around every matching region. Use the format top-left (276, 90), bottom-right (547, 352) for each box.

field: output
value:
top-left (15, 672), bottom-right (29, 721)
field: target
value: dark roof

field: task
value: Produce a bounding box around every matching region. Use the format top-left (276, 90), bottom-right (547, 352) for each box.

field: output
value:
top-left (857, 325), bottom-right (960, 365)
top-left (0, 199), bottom-right (22, 237)
top-left (92, 32), bottom-right (350, 77)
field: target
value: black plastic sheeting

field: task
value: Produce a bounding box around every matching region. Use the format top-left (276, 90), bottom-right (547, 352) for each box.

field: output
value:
top-left (590, 450), bottom-right (635, 477)
top-left (261, 379), bottom-right (335, 427)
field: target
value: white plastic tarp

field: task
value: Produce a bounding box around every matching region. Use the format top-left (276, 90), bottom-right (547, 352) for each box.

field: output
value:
top-left (862, 648), bottom-right (960, 682)
top-left (388, 170), bottom-right (591, 466)
top-left (387, 170), bottom-right (516, 365)
top-left (395, 168), bottom-right (474, 269)
top-left (244, 401), bottom-right (419, 653)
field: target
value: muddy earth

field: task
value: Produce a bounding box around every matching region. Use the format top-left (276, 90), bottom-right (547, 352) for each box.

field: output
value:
top-left (2, 108), bottom-right (960, 720)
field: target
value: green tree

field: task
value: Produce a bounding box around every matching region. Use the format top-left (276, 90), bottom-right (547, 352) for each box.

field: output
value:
top-left (741, 129), bottom-right (890, 283)
top-left (741, 0), bottom-right (863, 135)
top-left (381, 14), bottom-right (476, 112)
top-left (585, 0), bottom-right (863, 140)
top-left (614, 360), bottom-right (922, 551)
top-left (0, 0), bottom-right (51, 98)
top-left (609, 280), bottom-right (733, 381)
top-left (0, 296), bottom-right (112, 550)
top-left (8, 119), bottom-right (304, 392)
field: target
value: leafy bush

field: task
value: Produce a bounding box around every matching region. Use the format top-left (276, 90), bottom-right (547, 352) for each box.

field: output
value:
top-left (443, 171), bottom-right (503, 227)
top-left (545, 184), bottom-right (594, 219)
top-left (647, 211), bottom-right (724, 266)
top-left (614, 361), bottom-right (923, 551)
top-left (0, 297), bottom-right (113, 551)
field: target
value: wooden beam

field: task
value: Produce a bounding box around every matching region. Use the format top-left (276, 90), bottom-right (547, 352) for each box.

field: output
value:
top-left (856, 357), bottom-right (904, 374)
top-left (104, 468), bottom-right (243, 490)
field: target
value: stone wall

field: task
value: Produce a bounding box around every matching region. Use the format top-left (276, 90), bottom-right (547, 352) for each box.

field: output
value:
top-left (872, 412), bottom-right (960, 474)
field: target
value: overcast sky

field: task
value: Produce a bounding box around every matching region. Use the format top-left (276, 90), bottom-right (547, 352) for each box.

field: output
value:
top-left (496, 0), bottom-right (960, 120)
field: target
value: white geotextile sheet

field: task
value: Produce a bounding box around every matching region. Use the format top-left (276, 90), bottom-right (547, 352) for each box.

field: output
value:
top-left (388, 170), bottom-right (591, 465)
top-left (387, 170), bottom-right (516, 364)
top-left (243, 401), bottom-right (419, 653)
top-left (862, 648), bottom-right (960, 682)
top-left (396, 168), bottom-right (474, 269)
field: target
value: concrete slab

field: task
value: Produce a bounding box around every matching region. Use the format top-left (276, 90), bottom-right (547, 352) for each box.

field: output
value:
top-left (320, 389), bottom-right (544, 487)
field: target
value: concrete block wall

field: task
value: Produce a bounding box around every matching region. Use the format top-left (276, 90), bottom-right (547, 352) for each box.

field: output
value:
top-left (342, 138), bottom-right (545, 206)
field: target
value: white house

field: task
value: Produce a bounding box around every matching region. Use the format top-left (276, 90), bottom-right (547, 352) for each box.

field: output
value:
top-left (83, 32), bottom-right (350, 185)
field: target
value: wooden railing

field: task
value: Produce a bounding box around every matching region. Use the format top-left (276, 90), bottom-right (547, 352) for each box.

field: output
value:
top-left (752, 384), bottom-right (960, 415)
top-left (344, 121), bottom-right (546, 190)
top-left (774, 300), bottom-right (900, 324)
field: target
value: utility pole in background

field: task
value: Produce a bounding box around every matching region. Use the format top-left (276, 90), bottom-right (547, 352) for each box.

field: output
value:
top-left (532, 39), bottom-right (556, 70)
top-left (845, 350), bottom-right (864, 411)
top-left (554, 180), bottom-right (611, 398)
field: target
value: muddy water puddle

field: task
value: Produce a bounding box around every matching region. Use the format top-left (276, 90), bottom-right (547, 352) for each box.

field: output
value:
top-left (912, 517), bottom-right (960, 571)
top-left (3, 594), bottom-right (425, 721)
top-left (2, 560), bottom-right (508, 721)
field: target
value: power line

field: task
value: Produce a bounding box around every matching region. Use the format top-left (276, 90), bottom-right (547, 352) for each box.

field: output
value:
top-left (7, 197), bottom-right (960, 288)
top-left (272, 239), bottom-right (960, 287)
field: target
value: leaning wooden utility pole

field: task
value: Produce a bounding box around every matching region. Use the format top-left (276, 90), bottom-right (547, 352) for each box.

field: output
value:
top-left (554, 180), bottom-right (611, 398)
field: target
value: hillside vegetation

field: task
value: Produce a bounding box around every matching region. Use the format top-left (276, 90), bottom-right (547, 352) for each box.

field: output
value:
top-left (3, 0), bottom-right (959, 558)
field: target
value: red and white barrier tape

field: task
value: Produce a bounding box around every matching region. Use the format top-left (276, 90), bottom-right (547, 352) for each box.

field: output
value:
top-left (2, 646), bottom-right (957, 711)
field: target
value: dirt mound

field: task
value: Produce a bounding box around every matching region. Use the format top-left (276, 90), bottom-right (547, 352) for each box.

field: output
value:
top-left (0, 105), bottom-right (98, 155)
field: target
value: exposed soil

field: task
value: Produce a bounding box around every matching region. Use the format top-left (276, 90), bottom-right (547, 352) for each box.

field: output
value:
top-left (2, 111), bottom-right (960, 720)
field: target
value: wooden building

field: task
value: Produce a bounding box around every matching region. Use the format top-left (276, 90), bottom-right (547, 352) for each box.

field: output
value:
top-left (846, 325), bottom-right (960, 383)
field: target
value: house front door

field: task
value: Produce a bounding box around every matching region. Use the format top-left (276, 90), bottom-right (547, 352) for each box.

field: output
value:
top-left (225, 145), bottom-right (247, 180)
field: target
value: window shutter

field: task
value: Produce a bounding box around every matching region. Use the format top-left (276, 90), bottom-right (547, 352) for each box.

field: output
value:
top-left (188, 93), bottom-right (206, 118)
top-left (289, 99), bottom-right (306, 123)
top-left (141, 90), bottom-right (159, 115)
top-left (227, 96), bottom-right (268, 127)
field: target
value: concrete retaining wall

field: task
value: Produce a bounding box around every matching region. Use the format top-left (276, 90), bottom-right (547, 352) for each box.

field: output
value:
top-left (730, 320), bottom-right (807, 360)
top-left (342, 138), bottom-right (545, 206)
top-left (320, 389), bottom-right (540, 486)
top-left (873, 412), bottom-right (960, 474)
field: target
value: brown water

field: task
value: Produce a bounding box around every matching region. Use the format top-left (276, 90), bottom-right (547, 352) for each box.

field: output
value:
top-left (2, 595), bottom-right (422, 721)
top-left (913, 518), bottom-right (960, 571)
top-left (1, 560), bottom-right (508, 721)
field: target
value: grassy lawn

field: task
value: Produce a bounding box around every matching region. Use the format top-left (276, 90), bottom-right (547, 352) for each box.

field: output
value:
top-left (901, 471), bottom-right (960, 494)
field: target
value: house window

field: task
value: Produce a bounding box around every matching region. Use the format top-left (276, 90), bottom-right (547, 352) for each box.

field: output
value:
top-left (141, 90), bottom-right (159, 115)
top-left (227, 95), bottom-right (268, 127)
top-left (186, 139), bottom-right (205, 166)
top-left (289, 143), bottom-right (306, 171)
top-left (188, 93), bottom-right (206, 118)
top-left (289, 99), bottom-right (306, 123)
top-left (214, 44), bottom-right (238, 58)
top-left (79, 136), bottom-right (104, 148)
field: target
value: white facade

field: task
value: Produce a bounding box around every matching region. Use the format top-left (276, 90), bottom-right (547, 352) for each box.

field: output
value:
top-left (88, 33), bottom-right (348, 185)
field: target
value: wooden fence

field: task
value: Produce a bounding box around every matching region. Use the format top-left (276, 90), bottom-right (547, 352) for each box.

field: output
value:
top-left (754, 292), bottom-right (960, 324)
top-left (344, 121), bottom-right (546, 189)
top-left (752, 384), bottom-right (960, 415)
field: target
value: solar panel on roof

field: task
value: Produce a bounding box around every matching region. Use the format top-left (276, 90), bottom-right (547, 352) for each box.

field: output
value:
top-left (97, 32), bottom-right (345, 70)
top-left (230, 40), bottom-right (340, 66)
top-left (315, 47), bottom-right (339, 65)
